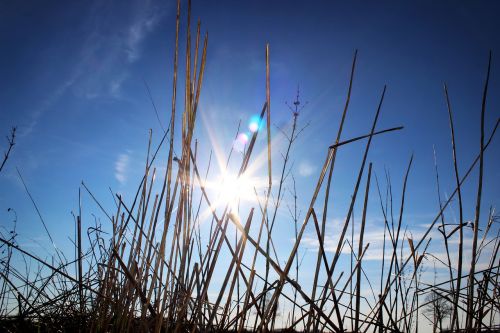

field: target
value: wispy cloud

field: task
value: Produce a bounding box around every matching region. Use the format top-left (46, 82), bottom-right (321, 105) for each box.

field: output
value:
top-left (115, 153), bottom-right (130, 185)
top-left (73, 1), bottom-right (167, 99)
top-left (109, 74), bottom-right (128, 98)
top-left (21, 0), bottom-right (168, 137)
top-left (301, 215), bottom-right (437, 261)
top-left (19, 76), bottom-right (78, 138)
top-left (125, 6), bottom-right (163, 63)
top-left (300, 212), bottom-right (498, 275)
top-left (298, 160), bottom-right (315, 177)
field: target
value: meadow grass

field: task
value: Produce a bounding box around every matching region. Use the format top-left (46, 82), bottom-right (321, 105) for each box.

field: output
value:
top-left (0, 1), bottom-right (499, 332)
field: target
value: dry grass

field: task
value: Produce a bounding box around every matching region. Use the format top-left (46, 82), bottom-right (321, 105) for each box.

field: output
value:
top-left (0, 1), bottom-right (499, 332)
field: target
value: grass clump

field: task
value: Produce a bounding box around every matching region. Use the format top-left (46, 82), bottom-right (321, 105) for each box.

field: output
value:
top-left (0, 1), bottom-right (499, 332)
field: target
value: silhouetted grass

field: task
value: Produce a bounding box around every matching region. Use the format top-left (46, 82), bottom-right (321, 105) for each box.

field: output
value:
top-left (0, 1), bottom-right (499, 332)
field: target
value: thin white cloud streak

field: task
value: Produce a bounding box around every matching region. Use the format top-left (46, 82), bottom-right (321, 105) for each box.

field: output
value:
top-left (19, 76), bottom-right (78, 138)
top-left (21, 0), bottom-right (167, 137)
top-left (301, 216), bottom-right (498, 271)
top-left (115, 153), bottom-right (130, 185)
top-left (125, 6), bottom-right (163, 63)
top-left (298, 160), bottom-right (315, 177)
top-left (73, 1), bottom-right (166, 100)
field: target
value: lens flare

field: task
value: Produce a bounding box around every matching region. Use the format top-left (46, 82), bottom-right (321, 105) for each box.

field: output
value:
top-left (248, 115), bottom-right (262, 133)
top-left (233, 133), bottom-right (249, 152)
top-left (238, 133), bottom-right (249, 144)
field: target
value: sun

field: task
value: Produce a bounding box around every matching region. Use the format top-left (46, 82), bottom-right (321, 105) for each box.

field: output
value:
top-left (216, 172), bottom-right (258, 211)
top-left (202, 170), bottom-right (264, 215)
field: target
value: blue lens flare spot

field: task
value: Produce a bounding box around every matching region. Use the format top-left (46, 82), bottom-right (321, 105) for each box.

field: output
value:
top-left (248, 115), bottom-right (263, 133)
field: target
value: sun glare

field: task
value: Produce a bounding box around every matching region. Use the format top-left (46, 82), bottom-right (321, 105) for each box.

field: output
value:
top-left (215, 172), bottom-right (256, 211)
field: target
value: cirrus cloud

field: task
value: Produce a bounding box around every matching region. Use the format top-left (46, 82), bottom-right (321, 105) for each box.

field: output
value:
top-left (298, 160), bottom-right (315, 177)
top-left (115, 152), bottom-right (130, 185)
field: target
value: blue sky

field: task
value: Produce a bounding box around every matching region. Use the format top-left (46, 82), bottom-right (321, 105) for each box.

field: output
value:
top-left (1, 0), bottom-right (500, 328)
